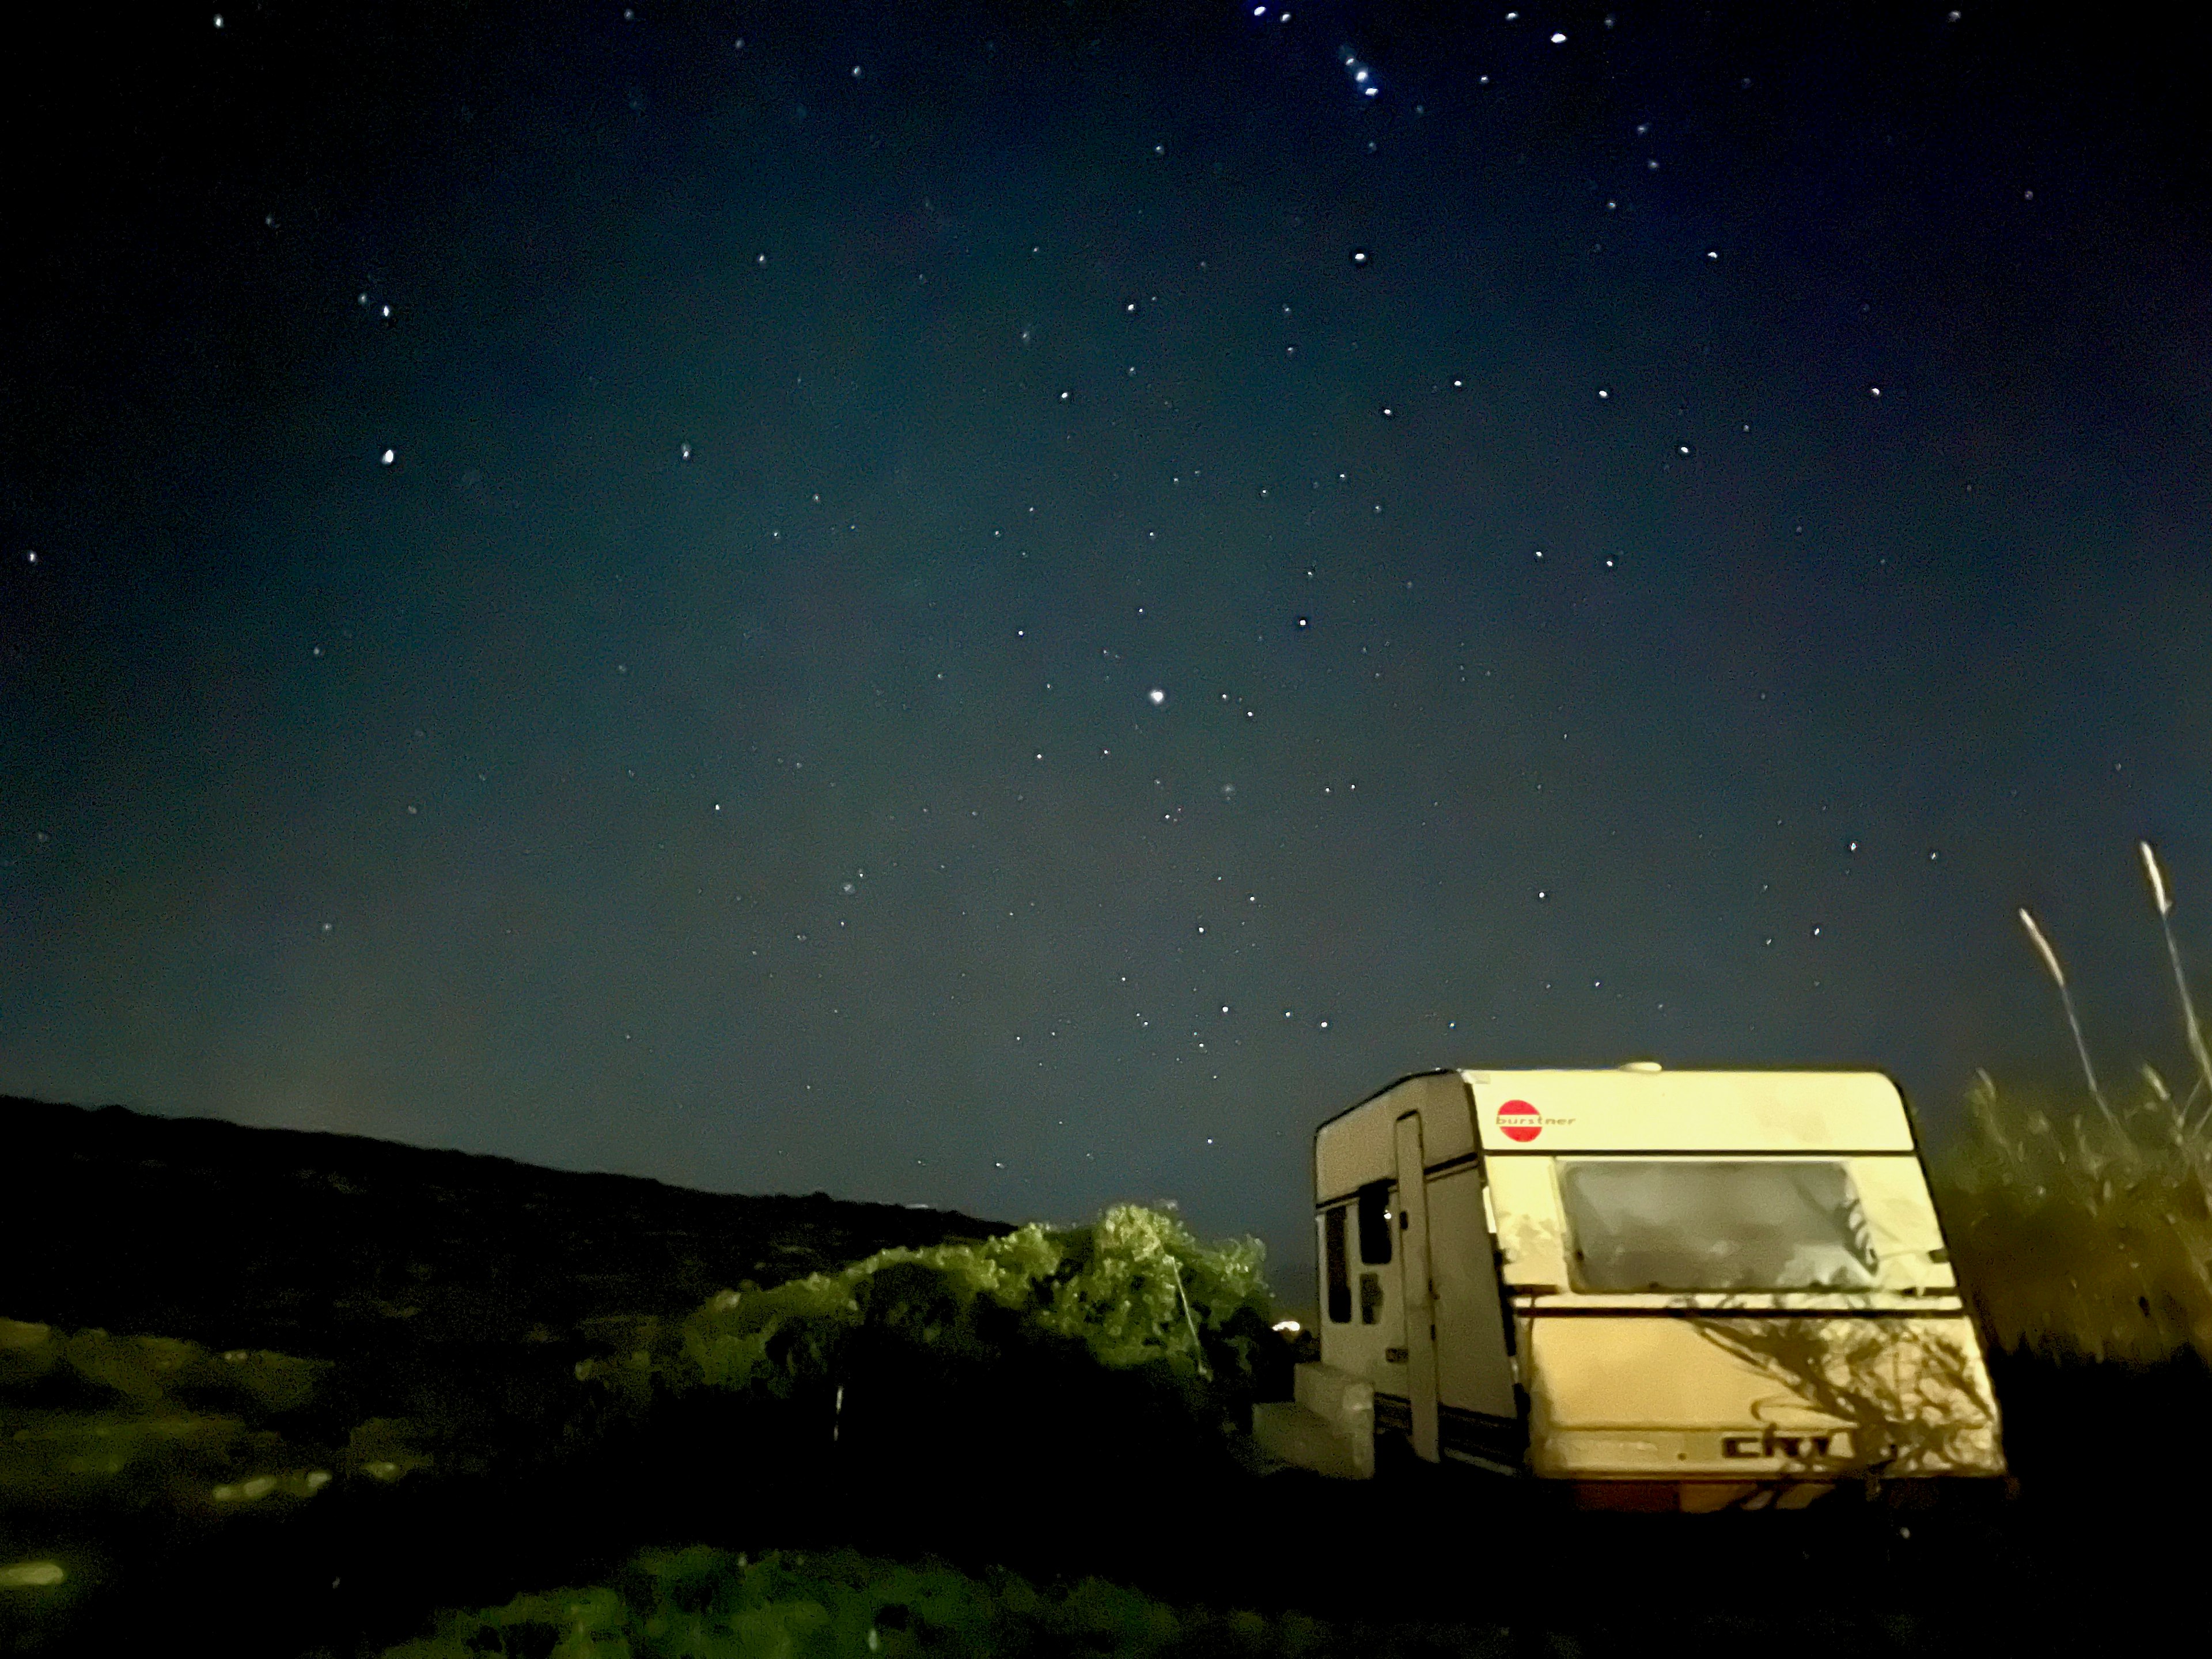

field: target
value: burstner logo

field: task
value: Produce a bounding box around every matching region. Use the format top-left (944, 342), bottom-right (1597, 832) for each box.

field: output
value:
top-left (1496, 1100), bottom-right (1541, 1143)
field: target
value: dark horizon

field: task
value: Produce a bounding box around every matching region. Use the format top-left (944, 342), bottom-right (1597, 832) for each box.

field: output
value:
top-left (5, 1), bottom-right (2210, 1292)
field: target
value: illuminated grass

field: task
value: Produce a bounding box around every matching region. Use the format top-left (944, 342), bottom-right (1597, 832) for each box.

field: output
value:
top-left (1934, 841), bottom-right (2212, 1365)
top-left (1935, 1071), bottom-right (2212, 1364)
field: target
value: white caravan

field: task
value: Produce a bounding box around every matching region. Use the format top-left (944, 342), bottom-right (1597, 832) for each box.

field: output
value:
top-left (1253, 1066), bottom-right (2008, 1511)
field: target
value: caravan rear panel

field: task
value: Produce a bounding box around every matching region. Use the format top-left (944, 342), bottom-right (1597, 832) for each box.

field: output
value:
top-left (1311, 1067), bottom-right (2006, 1508)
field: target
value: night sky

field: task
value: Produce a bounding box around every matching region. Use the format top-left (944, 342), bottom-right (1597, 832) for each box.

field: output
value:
top-left (5, 1), bottom-right (2210, 1291)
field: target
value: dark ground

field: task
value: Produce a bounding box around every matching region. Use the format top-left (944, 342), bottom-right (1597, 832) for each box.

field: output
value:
top-left (2, 1093), bottom-right (1017, 1351)
top-left (2, 1096), bottom-right (2202, 1657)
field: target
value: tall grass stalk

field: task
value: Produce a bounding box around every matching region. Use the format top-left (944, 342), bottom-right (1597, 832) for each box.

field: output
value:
top-left (2140, 840), bottom-right (2212, 1131)
top-left (2015, 906), bottom-right (2115, 1124)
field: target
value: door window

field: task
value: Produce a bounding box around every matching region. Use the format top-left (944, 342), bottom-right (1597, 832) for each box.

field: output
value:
top-left (1357, 1180), bottom-right (1394, 1264)
top-left (1557, 1158), bottom-right (1880, 1291)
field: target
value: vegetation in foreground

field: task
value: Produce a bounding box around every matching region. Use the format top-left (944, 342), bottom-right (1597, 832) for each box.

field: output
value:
top-left (1931, 842), bottom-right (2212, 1368)
top-left (1936, 1070), bottom-right (2212, 1365)
top-left (572, 1201), bottom-right (1284, 1435)
top-left (382, 1544), bottom-right (1508, 1659)
top-left (0, 1315), bottom-right (446, 1511)
top-left (0, 1104), bottom-right (1026, 1656)
top-left (0, 1199), bottom-right (1289, 1657)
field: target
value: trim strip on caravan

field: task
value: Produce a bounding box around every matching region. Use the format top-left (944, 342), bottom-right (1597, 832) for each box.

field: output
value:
top-left (1513, 1304), bottom-right (1971, 1319)
top-left (1479, 1147), bottom-right (1927, 1158)
top-left (1322, 1147), bottom-right (1933, 1207)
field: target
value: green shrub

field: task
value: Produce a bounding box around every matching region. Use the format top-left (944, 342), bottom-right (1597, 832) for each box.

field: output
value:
top-left (579, 1204), bottom-right (1278, 1422)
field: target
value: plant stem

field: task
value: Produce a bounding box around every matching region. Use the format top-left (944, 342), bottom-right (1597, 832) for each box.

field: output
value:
top-left (2019, 907), bottom-right (2116, 1126)
top-left (2141, 840), bottom-right (2212, 1133)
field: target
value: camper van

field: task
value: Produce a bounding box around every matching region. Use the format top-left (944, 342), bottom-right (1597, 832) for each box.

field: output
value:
top-left (1253, 1066), bottom-right (2008, 1512)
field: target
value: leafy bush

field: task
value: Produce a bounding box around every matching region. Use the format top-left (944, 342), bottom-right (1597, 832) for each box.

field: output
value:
top-left (578, 1205), bottom-right (1281, 1428)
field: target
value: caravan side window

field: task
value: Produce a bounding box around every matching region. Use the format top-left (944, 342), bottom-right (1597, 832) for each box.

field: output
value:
top-left (1324, 1206), bottom-right (1351, 1323)
top-left (1357, 1180), bottom-right (1394, 1264)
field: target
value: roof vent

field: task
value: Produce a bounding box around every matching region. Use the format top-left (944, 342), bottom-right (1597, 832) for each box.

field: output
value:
top-left (1619, 1060), bottom-right (1664, 1072)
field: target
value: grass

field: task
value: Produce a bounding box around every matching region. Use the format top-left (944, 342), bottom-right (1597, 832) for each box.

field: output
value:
top-left (0, 1315), bottom-right (456, 1516)
top-left (0, 1317), bottom-right (352, 1520)
top-left (1934, 1071), bottom-right (2212, 1365)
top-left (381, 1542), bottom-right (1504, 1659)
top-left (0, 1314), bottom-right (449, 1644)
top-left (1929, 841), bottom-right (2212, 1367)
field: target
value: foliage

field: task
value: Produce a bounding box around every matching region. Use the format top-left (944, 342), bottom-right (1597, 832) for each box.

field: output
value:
top-left (1926, 841), bottom-right (2212, 1366)
top-left (381, 1543), bottom-right (1491, 1659)
top-left (0, 1317), bottom-right (325, 1416)
top-left (0, 1315), bottom-right (436, 1524)
top-left (578, 1205), bottom-right (1280, 1422)
top-left (0, 1317), bottom-right (341, 1519)
top-left (1932, 1071), bottom-right (2212, 1365)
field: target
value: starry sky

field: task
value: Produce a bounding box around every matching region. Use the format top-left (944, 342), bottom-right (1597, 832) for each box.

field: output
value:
top-left (5, 1), bottom-right (2210, 1293)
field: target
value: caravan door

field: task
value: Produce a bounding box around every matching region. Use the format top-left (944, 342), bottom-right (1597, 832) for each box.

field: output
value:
top-left (1393, 1111), bottom-right (1441, 1462)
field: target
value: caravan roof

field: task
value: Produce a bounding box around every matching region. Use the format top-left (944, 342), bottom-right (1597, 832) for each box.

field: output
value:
top-left (1316, 1068), bottom-right (1915, 1203)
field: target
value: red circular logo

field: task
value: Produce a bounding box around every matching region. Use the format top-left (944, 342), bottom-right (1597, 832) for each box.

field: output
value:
top-left (1497, 1100), bottom-right (1541, 1143)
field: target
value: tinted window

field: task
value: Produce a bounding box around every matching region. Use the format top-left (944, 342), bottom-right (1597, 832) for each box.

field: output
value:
top-left (1324, 1206), bottom-right (1351, 1324)
top-left (1558, 1160), bottom-right (1880, 1292)
top-left (1357, 1180), bottom-right (1393, 1264)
